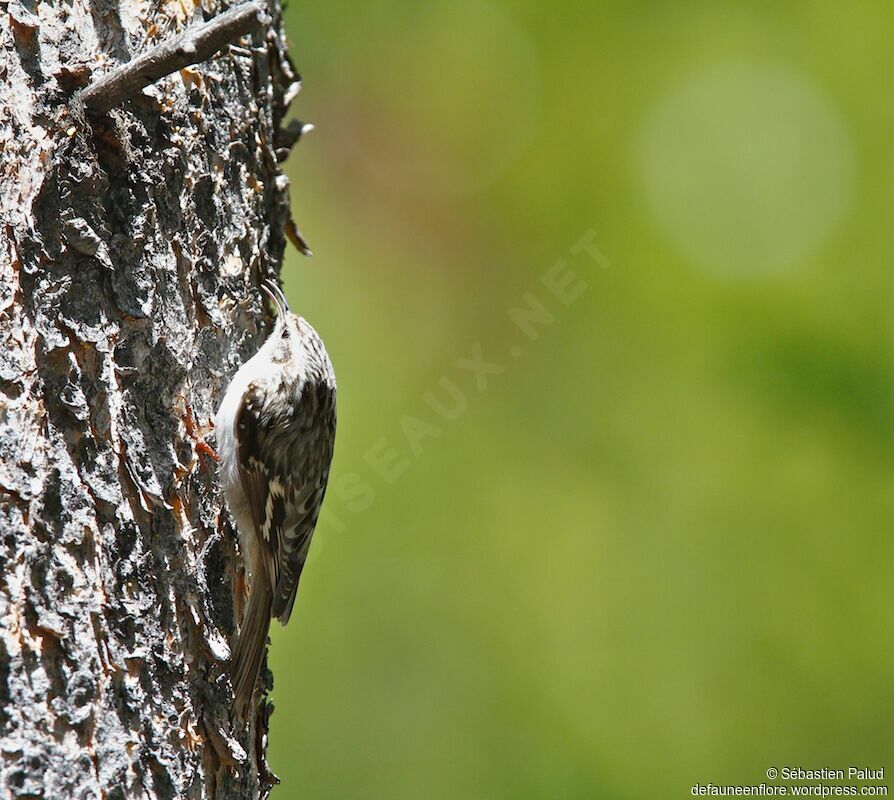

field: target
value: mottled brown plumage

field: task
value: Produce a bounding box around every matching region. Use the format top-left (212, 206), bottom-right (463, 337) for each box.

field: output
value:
top-left (216, 280), bottom-right (336, 714)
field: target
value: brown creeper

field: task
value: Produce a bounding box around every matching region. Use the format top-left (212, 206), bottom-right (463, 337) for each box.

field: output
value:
top-left (216, 280), bottom-right (336, 712)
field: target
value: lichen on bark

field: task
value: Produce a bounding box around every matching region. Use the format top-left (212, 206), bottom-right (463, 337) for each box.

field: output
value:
top-left (0, 1), bottom-right (302, 796)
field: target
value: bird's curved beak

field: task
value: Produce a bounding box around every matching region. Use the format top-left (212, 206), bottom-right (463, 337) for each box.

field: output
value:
top-left (260, 279), bottom-right (291, 318)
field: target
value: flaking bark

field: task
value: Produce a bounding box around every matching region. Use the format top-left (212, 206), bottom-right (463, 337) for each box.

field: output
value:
top-left (0, 1), bottom-right (302, 797)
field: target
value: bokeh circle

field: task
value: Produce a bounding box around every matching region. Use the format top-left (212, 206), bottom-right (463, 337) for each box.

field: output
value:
top-left (637, 63), bottom-right (855, 278)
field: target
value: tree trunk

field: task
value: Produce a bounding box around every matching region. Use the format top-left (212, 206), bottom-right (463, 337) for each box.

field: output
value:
top-left (0, 2), bottom-right (300, 797)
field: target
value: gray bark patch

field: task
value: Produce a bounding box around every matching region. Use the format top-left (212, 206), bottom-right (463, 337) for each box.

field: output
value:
top-left (1, 1), bottom-right (303, 796)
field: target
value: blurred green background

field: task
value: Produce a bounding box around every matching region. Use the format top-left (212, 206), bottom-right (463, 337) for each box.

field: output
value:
top-left (272, 2), bottom-right (892, 797)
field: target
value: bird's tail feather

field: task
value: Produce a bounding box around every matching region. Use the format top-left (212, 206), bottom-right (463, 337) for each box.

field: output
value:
top-left (232, 584), bottom-right (273, 715)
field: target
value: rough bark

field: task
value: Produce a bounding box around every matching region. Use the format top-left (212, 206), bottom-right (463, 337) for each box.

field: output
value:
top-left (0, 1), bottom-right (301, 797)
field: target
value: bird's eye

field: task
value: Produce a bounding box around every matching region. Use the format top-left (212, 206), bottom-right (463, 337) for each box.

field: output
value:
top-left (281, 326), bottom-right (290, 339)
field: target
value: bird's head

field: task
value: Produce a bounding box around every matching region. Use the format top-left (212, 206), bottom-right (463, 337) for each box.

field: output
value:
top-left (258, 280), bottom-right (333, 391)
top-left (260, 279), bottom-right (305, 363)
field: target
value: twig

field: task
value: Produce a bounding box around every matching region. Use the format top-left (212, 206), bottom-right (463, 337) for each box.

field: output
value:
top-left (80, 2), bottom-right (268, 115)
top-left (274, 118), bottom-right (312, 160)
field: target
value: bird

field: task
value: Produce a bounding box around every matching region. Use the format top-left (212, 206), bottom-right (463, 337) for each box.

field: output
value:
top-left (215, 279), bottom-right (336, 713)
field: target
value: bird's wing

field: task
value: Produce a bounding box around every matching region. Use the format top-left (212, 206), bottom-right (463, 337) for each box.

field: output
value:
top-left (271, 474), bottom-right (330, 623)
top-left (236, 380), bottom-right (336, 619)
top-left (270, 381), bottom-right (336, 623)
top-left (236, 383), bottom-right (283, 592)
